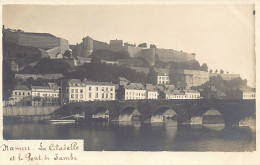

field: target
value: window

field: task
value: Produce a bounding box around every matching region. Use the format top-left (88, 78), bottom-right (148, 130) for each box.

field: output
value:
top-left (126, 92), bottom-right (128, 95)
top-left (80, 94), bottom-right (83, 99)
top-left (71, 94), bottom-right (74, 98)
top-left (75, 89), bottom-right (78, 93)
top-left (106, 87), bottom-right (108, 91)
top-left (80, 89), bottom-right (83, 93)
top-left (110, 87), bottom-right (113, 91)
top-left (15, 92), bottom-right (17, 95)
top-left (71, 89), bottom-right (74, 93)
top-left (28, 92), bottom-right (30, 95)
top-left (110, 93), bottom-right (113, 99)
top-left (101, 87), bottom-right (104, 91)
top-left (106, 93), bottom-right (108, 98)
top-left (102, 93), bottom-right (104, 98)
top-left (23, 92), bottom-right (25, 96)
top-left (89, 93), bottom-right (91, 98)
top-left (95, 93), bottom-right (98, 98)
top-left (19, 92), bottom-right (21, 96)
top-left (96, 87), bottom-right (98, 91)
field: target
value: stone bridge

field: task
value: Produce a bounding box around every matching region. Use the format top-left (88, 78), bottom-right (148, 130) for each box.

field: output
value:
top-left (53, 99), bottom-right (256, 127)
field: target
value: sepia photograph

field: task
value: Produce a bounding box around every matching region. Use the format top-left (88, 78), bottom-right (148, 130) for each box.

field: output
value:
top-left (0, 0), bottom-right (259, 164)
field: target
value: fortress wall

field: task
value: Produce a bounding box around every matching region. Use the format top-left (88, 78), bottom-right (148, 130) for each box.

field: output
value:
top-left (209, 73), bottom-right (240, 80)
top-left (3, 106), bottom-right (60, 116)
top-left (93, 40), bottom-right (110, 50)
top-left (155, 49), bottom-right (195, 62)
top-left (124, 46), bottom-right (143, 58)
top-left (15, 74), bottom-right (64, 80)
top-left (4, 32), bottom-right (19, 44)
top-left (59, 38), bottom-right (70, 53)
top-left (141, 49), bottom-right (156, 66)
top-left (18, 33), bottom-right (61, 49)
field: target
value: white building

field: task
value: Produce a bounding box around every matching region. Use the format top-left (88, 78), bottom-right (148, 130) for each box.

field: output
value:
top-left (7, 85), bottom-right (31, 106)
top-left (146, 84), bottom-right (158, 99)
top-left (165, 90), bottom-right (186, 99)
top-left (67, 79), bottom-right (116, 103)
top-left (124, 83), bottom-right (146, 100)
top-left (240, 88), bottom-right (256, 100)
top-left (185, 90), bottom-right (200, 99)
top-left (31, 83), bottom-right (60, 106)
top-left (157, 73), bottom-right (170, 85)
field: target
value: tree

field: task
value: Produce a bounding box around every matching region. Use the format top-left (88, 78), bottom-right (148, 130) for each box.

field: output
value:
top-left (3, 61), bottom-right (17, 100)
top-left (63, 50), bottom-right (72, 59)
top-left (138, 43), bottom-right (147, 48)
top-left (146, 67), bottom-right (157, 85)
top-left (215, 69), bottom-right (218, 73)
top-left (209, 69), bottom-right (213, 73)
top-left (201, 63), bottom-right (208, 72)
top-left (150, 44), bottom-right (157, 48)
top-left (220, 69), bottom-right (224, 74)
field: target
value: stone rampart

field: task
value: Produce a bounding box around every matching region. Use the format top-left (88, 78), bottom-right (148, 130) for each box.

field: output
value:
top-left (3, 106), bottom-right (60, 116)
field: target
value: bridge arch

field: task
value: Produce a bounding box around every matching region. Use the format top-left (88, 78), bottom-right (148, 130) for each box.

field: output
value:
top-left (119, 106), bottom-right (142, 121)
top-left (202, 109), bottom-right (225, 125)
top-left (151, 106), bottom-right (177, 122)
top-left (92, 106), bottom-right (109, 119)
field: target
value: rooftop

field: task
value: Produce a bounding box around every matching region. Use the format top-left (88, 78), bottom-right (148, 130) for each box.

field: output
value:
top-left (124, 83), bottom-right (145, 90)
top-left (14, 85), bottom-right (30, 91)
top-left (68, 79), bottom-right (116, 87)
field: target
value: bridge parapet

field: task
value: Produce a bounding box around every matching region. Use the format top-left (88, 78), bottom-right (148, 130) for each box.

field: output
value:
top-left (55, 99), bottom-right (255, 126)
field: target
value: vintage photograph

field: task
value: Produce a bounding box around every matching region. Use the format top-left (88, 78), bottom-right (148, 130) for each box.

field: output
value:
top-left (2, 3), bottom-right (256, 152)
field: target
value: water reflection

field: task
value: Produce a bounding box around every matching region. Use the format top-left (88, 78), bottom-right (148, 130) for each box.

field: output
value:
top-left (3, 119), bottom-right (255, 151)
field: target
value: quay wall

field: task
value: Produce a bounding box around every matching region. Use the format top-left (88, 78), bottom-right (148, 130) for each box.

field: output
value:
top-left (3, 106), bottom-right (60, 116)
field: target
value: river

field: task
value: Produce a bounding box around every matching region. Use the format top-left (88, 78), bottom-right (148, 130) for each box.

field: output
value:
top-left (3, 119), bottom-right (255, 152)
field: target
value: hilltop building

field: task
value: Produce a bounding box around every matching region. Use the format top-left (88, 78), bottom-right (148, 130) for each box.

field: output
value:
top-left (227, 88), bottom-right (256, 100)
top-left (72, 36), bottom-right (196, 65)
top-left (3, 27), bottom-right (70, 59)
top-left (67, 79), bottom-right (116, 103)
top-left (157, 73), bottom-right (170, 85)
top-left (171, 69), bottom-right (209, 88)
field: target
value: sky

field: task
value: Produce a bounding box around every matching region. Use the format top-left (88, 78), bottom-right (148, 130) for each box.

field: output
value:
top-left (2, 4), bottom-right (256, 87)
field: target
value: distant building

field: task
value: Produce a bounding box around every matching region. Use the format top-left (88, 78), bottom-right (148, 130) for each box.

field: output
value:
top-left (31, 83), bottom-right (60, 106)
top-left (185, 90), bottom-right (200, 99)
top-left (67, 79), bottom-right (116, 103)
top-left (157, 73), bottom-right (170, 85)
top-left (165, 89), bottom-right (200, 100)
top-left (8, 85), bottom-right (31, 106)
top-left (124, 83), bottom-right (146, 100)
top-left (118, 77), bottom-right (131, 86)
top-left (146, 84), bottom-right (158, 99)
top-left (227, 88), bottom-right (256, 100)
top-left (165, 89), bottom-right (186, 99)
top-left (171, 69), bottom-right (209, 88)
top-left (74, 57), bottom-right (91, 66)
